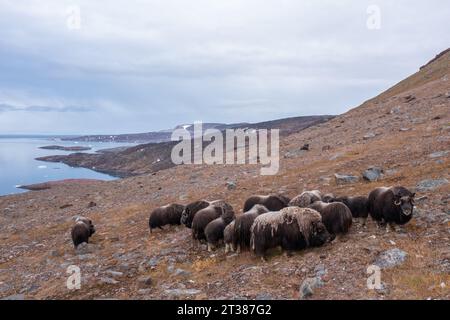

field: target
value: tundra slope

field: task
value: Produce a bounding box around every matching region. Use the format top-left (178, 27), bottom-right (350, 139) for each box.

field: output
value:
top-left (0, 50), bottom-right (449, 300)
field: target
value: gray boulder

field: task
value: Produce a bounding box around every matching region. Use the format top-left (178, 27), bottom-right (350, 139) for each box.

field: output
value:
top-left (374, 248), bottom-right (407, 269)
top-left (334, 173), bottom-right (359, 185)
top-left (363, 167), bottom-right (383, 182)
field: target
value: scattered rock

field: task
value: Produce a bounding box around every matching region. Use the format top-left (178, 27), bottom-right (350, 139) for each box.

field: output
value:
top-left (106, 270), bottom-right (123, 277)
top-left (416, 179), bottom-right (449, 192)
top-left (300, 143), bottom-right (310, 151)
top-left (284, 149), bottom-right (307, 159)
top-left (87, 201), bottom-right (97, 208)
top-left (255, 293), bottom-right (274, 300)
top-left (226, 181), bottom-right (237, 191)
top-left (164, 288), bottom-right (201, 297)
top-left (299, 277), bottom-right (323, 299)
top-left (334, 173), bottom-right (359, 185)
top-left (363, 132), bottom-right (376, 140)
top-left (75, 243), bottom-right (97, 255)
top-left (100, 277), bottom-right (119, 285)
top-left (429, 151), bottom-right (449, 158)
top-left (59, 204), bottom-right (73, 209)
top-left (374, 248), bottom-right (407, 269)
top-left (404, 95), bottom-right (416, 103)
top-left (137, 276), bottom-right (153, 287)
top-left (1, 294), bottom-right (25, 300)
top-left (362, 167), bottom-right (383, 182)
top-left (399, 128), bottom-right (411, 132)
top-left (174, 268), bottom-right (191, 277)
top-left (322, 145), bottom-right (331, 151)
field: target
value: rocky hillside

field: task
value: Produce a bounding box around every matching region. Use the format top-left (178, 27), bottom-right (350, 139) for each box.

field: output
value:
top-left (62, 116), bottom-right (333, 144)
top-left (0, 49), bottom-right (449, 300)
top-left (37, 115), bottom-right (333, 177)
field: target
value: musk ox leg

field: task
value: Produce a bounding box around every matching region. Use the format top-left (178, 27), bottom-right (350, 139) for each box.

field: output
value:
top-left (225, 243), bottom-right (229, 253)
top-left (236, 244), bottom-right (241, 254)
top-left (207, 243), bottom-right (212, 252)
top-left (283, 250), bottom-right (293, 258)
top-left (260, 256), bottom-right (268, 262)
top-left (385, 223), bottom-right (395, 233)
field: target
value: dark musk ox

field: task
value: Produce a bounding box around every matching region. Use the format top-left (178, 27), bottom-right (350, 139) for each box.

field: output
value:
top-left (223, 221), bottom-right (235, 253)
top-left (322, 193), bottom-right (335, 203)
top-left (288, 190), bottom-right (322, 208)
top-left (331, 196), bottom-right (369, 225)
top-left (232, 204), bottom-right (269, 253)
top-left (243, 194), bottom-right (290, 212)
top-left (368, 186), bottom-right (415, 232)
top-left (308, 201), bottom-right (352, 237)
top-left (148, 203), bottom-right (185, 233)
top-left (71, 217), bottom-right (96, 248)
top-left (180, 200), bottom-right (210, 228)
top-left (250, 207), bottom-right (331, 261)
top-left (191, 200), bottom-right (235, 243)
top-left (205, 212), bottom-right (235, 252)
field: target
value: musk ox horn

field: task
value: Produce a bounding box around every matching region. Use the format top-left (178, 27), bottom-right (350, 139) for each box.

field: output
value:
top-left (394, 199), bottom-right (401, 206)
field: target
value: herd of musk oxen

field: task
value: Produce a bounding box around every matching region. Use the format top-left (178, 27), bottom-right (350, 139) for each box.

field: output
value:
top-left (71, 186), bottom-right (415, 261)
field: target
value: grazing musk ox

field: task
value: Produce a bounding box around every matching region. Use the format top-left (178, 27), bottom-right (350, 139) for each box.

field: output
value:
top-left (148, 203), bottom-right (185, 233)
top-left (308, 201), bottom-right (352, 236)
top-left (288, 190), bottom-right (322, 208)
top-left (243, 194), bottom-right (290, 212)
top-left (368, 186), bottom-right (415, 231)
top-left (71, 217), bottom-right (96, 248)
top-left (191, 200), bottom-right (234, 242)
top-left (232, 204), bottom-right (269, 253)
top-left (205, 212), bottom-right (235, 251)
top-left (180, 200), bottom-right (210, 228)
top-left (250, 207), bottom-right (331, 261)
top-left (331, 196), bottom-right (369, 225)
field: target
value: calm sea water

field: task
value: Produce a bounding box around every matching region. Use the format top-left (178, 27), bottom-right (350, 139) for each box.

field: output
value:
top-left (0, 136), bottom-right (135, 196)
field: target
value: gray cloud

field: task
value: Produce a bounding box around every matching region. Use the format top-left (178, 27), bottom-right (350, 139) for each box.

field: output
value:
top-left (0, 0), bottom-right (448, 134)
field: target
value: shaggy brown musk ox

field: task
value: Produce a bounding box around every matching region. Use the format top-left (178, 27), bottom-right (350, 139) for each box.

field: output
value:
top-left (243, 194), bottom-right (290, 212)
top-left (288, 190), bottom-right (322, 207)
top-left (148, 203), bottom-right (185, 233)
top-left (192, 200), bottom-right (234, 242)
top-left (250, 207), bottom-right (331, 261)
top-left (71, 217), bottom-right (96, 248)
top-left (180, 200), bottom-right (210, 228)
top-left (331, 196), bottom-right (369, 225)
top-left (232, 204), bottom-right (269, 253)
top-left (308, 201), bottom-right (352, 236)
top-left (368, 186), bottom-right (415, 231)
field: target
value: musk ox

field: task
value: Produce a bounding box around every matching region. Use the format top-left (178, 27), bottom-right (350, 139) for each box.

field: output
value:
top-left (308, 201), bottom-right (352, 237)
top-left (243, 194), bottom-right (290, 212)
top-left (288, 190), bottom-right (322, 207)
top-left (224, 220), bottom-right (235, 253)
top-left (192, 200), bottom-right (235, 242)
top-left (232, 204), bottom-right (270, 253)
top-left (71, 217), bottom-right (96, 248)
top-left (368, 186), bottom-right (415, 231)
top-left (332, 196), bottom-right (369, 225)
top-left (180, 200), bottom-right (210, 228)
top-left (205, 213), bottom-right (235, 252)
top-left (322, 193), bottom-right (335, 203)
top-left (250, 207), bottom-right (331, 261)
top-left (148, 203), bottom-right (185, 233)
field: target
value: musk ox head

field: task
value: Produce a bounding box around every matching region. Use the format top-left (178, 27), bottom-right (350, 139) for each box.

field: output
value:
top-left (393, 192), bottom-right (415, 216)
top-left (76, 217), bottom-right (95, 236)
top-left (181, 200), bottom-right (210, 227)
top-left (309, 220), bottom-right (332, 246)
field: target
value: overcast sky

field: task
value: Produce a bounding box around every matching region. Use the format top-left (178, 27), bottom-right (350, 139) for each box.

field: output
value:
top-left (0, 1), bottom-right (448, 134)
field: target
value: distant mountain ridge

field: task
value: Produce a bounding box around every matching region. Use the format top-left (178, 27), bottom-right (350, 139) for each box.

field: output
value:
top-left (62, 116), bottom-right (334, 143)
